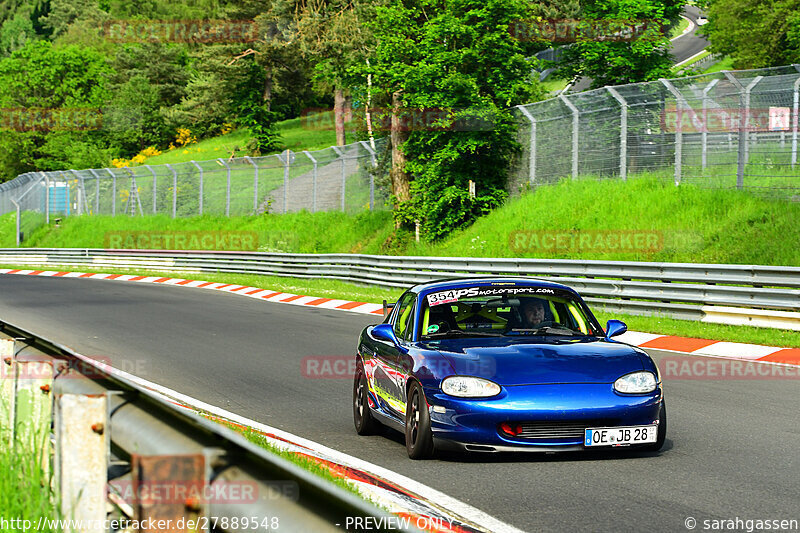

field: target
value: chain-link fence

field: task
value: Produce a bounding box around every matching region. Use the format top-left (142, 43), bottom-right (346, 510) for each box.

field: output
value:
top-left (0, 138), bottom-right (389, 245)
top-left (3, 66), bottom-right (800, 246)
top-left (511, 65), bottom-right (800, 198)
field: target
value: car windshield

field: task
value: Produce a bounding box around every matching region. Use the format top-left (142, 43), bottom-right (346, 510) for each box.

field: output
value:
top-left (419, 285), bottom-right (604, 340)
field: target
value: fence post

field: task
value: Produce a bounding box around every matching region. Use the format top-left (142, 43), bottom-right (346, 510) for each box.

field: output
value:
top-left (275, 151), bottom-right (293, 214)
top-left (723, 71), bottom-right (749, 189)
top-left (792, 76), bottom-right (800, 169)
top-left (69, 170), bottom-right (83, 215)
top-left (516, 105), bottom-right (537, 186)
top-left (303, 151), bottom-right (318, 213)
top-left (606, 87), bottom-right (627, 180)
top-left (106, 169), bottom-right (116, 216)
top-left (191, 161), bottom-right (203, 215)
top-left (332, 146), bottom-right (347, 211)
top-left (245, 156), bottom-right (258, 214)
top-left (701, 79), bottom-right (720, 170)
top-left (145, 165), bottom-right (157, 214)
top-left (43, 172), bottom-right (50, 223)
top-left (559, 94), bottom-right (579, 179)
top-left (89, 169), bottom-right (101, 215)
top-left (359, 141), bottom-right (377, 210)
top-left (661, 79), bottom-right (685, 186)
top-left (166, 164), bottom-right (177, 218)
top-left (216, 158), bottom-right (231, 216)
top-left (744, 76), bottom-right (763, 166)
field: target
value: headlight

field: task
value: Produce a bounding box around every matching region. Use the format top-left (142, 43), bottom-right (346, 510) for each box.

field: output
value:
top-left (614, 371), bottom-right (657, 394)
top-left (441, 376), bottom-right (501, 398)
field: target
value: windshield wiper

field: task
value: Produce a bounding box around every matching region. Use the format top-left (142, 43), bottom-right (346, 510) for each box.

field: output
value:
top-left (424, 329), bottom-right (502, 338)
top-left (506, 326), bottom-right (578, 336)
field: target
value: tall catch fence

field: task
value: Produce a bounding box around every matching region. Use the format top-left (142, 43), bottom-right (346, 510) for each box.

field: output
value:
top-left (511, 65), bottom-right (800, 198)
top-left (3, 66), bottom-right (800, 246)
top-left (0, 138), bottom-right (388, 245)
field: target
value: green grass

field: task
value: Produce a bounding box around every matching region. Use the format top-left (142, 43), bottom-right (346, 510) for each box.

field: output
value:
top-left (2, 264), bottom-right (798, 348)
top-left (7, 176), bottom-right (800, 265)
top-left (2, 210), bottom-right (395, 252)
top-left (405, 176), bottom-right (800, 265)
top-left (541, 77), bottom-right (568, 95)
top-left (0, 419), bottom-right (58, 530)
top-left (129, 114), bottom-right (339, 167)
top-left (702, 56), bottom-right (735, 74)
top-left (669, 16), bottom-right (691, 39)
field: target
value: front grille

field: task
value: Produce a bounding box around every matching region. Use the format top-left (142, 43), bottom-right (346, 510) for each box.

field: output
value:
top-left (505, 420), bottom-right (619, 440)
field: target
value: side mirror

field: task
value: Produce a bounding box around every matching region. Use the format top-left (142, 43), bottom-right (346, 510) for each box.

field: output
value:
top-left (605, 319), bottom-right (628, 339)
top-left (371, 323), bottom-right (402, 346)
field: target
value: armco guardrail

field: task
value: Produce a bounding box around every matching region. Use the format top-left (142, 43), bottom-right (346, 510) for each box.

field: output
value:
top-left (1, 249), bottom-right (798, 326)
top-left (0, 320), bottom-right (401, 532)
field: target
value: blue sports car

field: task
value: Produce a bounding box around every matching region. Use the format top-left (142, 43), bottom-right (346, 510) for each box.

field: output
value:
top-left (353, 278), bottom-right (666, 459)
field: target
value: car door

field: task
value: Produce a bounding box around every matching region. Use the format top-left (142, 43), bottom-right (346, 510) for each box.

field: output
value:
top-left (371, 291), bottom-right (415, 419)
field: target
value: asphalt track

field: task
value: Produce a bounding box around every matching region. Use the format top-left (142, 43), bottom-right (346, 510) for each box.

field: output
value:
top-left (1, 275), bottom-right (798, 532)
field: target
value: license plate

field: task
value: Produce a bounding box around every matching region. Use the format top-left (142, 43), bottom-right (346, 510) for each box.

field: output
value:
top-left (584, 424), bottom-right (657, 447)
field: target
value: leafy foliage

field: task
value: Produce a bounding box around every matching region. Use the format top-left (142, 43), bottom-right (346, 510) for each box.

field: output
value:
top-left (369, 0), bottom-right (546, 240)
top-left (699, 0), bottom-right (800, 68)
top-left (555, 0), bottom-right (683, 87)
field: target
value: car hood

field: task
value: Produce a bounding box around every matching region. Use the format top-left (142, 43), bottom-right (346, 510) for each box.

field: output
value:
top-left (423, 338), bottom-right (646, 385)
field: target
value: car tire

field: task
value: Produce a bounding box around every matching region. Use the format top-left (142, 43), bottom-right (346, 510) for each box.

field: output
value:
top-left (642, 402), bottom-right (667, 452)
top-left (405, 381), bottom-right (435, 459)
top-left (353, 367), bottom-right (379, 435)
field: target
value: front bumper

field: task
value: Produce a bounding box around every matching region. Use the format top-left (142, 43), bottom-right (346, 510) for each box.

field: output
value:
top-left (426, 382), bottom-right (663, 450)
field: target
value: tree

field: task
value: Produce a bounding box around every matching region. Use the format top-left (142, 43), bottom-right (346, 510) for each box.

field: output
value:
top-left (0, 41), bottom-right (113, 179)
top-left (699, 0), bottom-right (800, 68)
top-left (555, 0), bottom-right (683, 88)
top-left (369, 0), bottom-right (546, 240)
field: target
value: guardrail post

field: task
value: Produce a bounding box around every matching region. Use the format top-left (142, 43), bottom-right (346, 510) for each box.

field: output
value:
top-left (0, 338), bottom-right (16, 444)
top-left (191, 161), bottom-right (203, 215)
top-left (131, 453), bottom-right (207, 526)
top-left (792, 76), bottom-right (800, 169)
top-left (516, 105), bottom-right (537, 186)
top-left (332, 146), bottom-right (346, 210)
top-left (145, 164), bottom-right (158, 214)
top-left (216, 158), bottom-right (231, 216)
top-left (701, 79), bottom-right (719, 170)
top-left (606, 88), bottom-right (627, 180)
top-left (166, 164), bottom-right (178, 218)
top-left (360, 141), bottom-right (377, 210)
top-left (54, 391), bottom-right (107, 532)
top-left (14, 353), bottom-right (53, 462)
top-left (303, 151), bottom-right (318, 213)
top-left (660, 79), bottom-right (685, 185)
top-left (245, 156), bottom-right (259, 214)
top-left (559, 94), bottom-right (579, 179)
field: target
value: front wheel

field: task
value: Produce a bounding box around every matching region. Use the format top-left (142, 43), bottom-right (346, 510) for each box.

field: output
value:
top-left (642, 402), bottom-right (667, 452)
top-left (405, 381), bottom-right (435, 459)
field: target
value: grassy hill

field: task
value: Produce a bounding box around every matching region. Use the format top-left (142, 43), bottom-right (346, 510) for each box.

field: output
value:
top-left (3, 176), bottom-right (799, 266)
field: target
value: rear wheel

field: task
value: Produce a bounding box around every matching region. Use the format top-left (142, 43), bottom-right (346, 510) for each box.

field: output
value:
top-left (353, 367), bottom-right (379, 435)
top-left (405, 381), bottom-right (435, 459)
top-left (642, 402), bottom-right (667, 452)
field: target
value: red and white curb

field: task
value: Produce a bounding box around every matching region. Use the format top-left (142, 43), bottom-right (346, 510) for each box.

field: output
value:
top-left (2, 267), bottom-right (797, 368)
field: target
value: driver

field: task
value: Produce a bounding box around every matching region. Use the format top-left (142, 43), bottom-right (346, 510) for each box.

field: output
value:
top-left (519, 298), bottom-right (548, 328)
